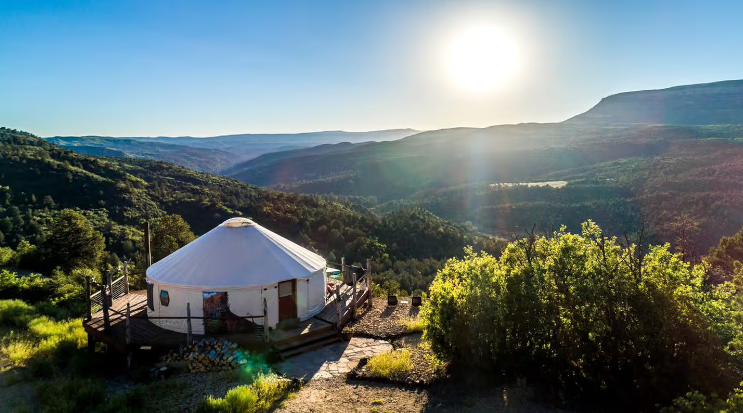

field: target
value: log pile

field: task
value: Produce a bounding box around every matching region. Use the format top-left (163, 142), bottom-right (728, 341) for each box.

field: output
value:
top-left (160, 338), bottom-right (250, 373)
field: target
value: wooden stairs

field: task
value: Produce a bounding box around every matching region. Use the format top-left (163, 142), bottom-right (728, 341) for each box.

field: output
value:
top-left (273, 322), bottom-right (341, 359)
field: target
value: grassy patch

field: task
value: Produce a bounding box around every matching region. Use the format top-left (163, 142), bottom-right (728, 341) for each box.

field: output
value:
top-left (0, 299), bottom-right (35, 328)
top-left (37, 379), bottom-right (106, 413)
top-left (195, 374), bottom-right (294, 413)
top-left (366, 349), bottom-right (412, 378)
top-left (34, 379), bottom-right (186, 413)
top-left (398, 316), bottom-right (424, 333)
top-left (0, 299), bottom-right (88, 377)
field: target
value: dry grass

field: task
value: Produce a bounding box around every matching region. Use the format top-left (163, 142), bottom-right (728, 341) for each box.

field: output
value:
top-left (196, 374), bottom-right (294, 413)
top-left (366, 349), bottom-right (412, 378)
top-left (399, 316), bottom-right (424, 333)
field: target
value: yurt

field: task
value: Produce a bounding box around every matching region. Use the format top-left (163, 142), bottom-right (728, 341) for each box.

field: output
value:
top-left (144, 218), bottom-right (327, 334)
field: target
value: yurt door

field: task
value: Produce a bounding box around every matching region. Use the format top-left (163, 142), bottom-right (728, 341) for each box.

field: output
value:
top-left (278, 280), bottom-right (297, 321)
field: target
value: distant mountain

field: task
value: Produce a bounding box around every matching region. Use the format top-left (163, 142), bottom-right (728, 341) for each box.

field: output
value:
top-left (45, 137), bottom-right (234, 174)
top-left (566, 79), bottom-right (743, 125)
top-left (46, 129), bottom-right (418, 173)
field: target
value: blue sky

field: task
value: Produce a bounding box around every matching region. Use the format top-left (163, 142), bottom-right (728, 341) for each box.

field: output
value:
top-left (1, 0), bottom-right (742, 137)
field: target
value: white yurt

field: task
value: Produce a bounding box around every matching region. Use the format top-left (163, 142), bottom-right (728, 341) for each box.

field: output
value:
top-left (144, 218), bottom-right (327, 334)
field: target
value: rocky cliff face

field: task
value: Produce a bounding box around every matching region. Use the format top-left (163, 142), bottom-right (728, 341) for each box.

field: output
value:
top-left (566, 80), bottom-right (743, 125)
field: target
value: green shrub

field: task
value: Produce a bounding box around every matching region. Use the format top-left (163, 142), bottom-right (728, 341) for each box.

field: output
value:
top-left (366, 349), bottom-right (412, 378)
top-left (195, 374), bottom-right (293, 413)
top-left (0, 246), bottom-right (17, 266)
top-left (0, 270), bottom-right (54, 302)
top-left (422, 221), bottom-right (743, 409)
top-left (661, 384), bottom-right (743, 413)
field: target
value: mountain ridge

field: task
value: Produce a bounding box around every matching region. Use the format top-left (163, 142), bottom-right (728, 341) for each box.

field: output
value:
top-left (566, 79), bottom-right (743, 125)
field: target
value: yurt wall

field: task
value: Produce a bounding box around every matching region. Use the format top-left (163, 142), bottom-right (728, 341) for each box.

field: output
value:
top-left (296, 270), bottom-right (327, 321)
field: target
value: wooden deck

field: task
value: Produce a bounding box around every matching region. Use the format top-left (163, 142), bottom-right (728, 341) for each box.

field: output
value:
top-left (82, 281), bottom-right (370, 353)
top-left (83, 290), bottom-right (195, 352)
top-left (315, 282), bottom-right (370, 326)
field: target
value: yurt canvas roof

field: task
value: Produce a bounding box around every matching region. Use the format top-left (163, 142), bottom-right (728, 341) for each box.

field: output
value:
top-left (146, 218), bottom-right (325, 288)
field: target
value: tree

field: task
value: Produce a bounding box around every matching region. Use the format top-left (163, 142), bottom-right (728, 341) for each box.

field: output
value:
top-left (42, 195), bottom-right (55, 209)
top-left (422, 221), bottom-right (743, 410)
top-left (670, 213), bottom-right (701, 263)
top-left (41, 209), bottom-right (105, 272)
top-left (151, 215), bottom-right (196, 262)
top-left (707, 224), bottom-right (743, 283)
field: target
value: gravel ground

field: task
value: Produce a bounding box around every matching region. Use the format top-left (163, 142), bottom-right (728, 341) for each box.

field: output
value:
top-left (273, 375), bottom-right (572, 413)
top-left (350, 298), bottom-right (420, 339)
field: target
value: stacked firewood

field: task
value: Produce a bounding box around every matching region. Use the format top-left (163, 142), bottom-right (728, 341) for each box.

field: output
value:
top-left (160, 338), bottom-right (249, 373)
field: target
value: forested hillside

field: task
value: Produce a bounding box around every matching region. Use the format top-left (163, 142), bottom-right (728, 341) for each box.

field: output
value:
top-left (0, 127), bottom-right (503, 291)
top-left (229, 122), bottom-right (743, 253)
top-left (45, 136), bottom-right (236, 174)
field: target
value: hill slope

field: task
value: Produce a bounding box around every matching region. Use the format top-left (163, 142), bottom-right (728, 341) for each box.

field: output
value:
top-left (566, 79), bottom-right (743, 125)
top-left (0, 127), bottom-right (501, 270)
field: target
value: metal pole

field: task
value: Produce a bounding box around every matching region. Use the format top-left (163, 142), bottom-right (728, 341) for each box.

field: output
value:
top-left (144, 221), bottom-right (152, 268)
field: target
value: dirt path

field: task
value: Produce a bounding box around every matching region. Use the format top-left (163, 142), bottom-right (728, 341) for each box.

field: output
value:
top-left (274, 376), bottom-right (428, 413)
top-left (0, 369), bottom-right (37, 413)
top-left (273, 376), bottom-right (570, 413)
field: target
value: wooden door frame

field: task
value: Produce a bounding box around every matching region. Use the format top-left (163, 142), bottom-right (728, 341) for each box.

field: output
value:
top-left (278, 279), bottom-right (297, 321)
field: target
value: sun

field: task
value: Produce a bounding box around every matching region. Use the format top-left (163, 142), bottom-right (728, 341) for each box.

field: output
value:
top-left (442, 24), bottom-right (521, 94)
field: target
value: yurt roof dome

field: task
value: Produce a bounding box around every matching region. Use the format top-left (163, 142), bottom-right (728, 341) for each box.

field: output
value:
top-left (146, 218), bottom-right (326, 288)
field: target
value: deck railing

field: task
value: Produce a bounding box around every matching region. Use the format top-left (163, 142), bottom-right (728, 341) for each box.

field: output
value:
top-left (87, 272), bottom-right (129, 318)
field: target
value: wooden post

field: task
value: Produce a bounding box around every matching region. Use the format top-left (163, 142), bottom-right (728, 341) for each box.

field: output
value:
top-left (144, 221), bottom-right (152, 268)
top-left (101, 284), bottom-right (110, 334)
top-left (351, 270), bottom-right (357, 320)
top-left (126, 302), bottom-right (132, 372)
top-left (335, 284), bottom-right (342, 329)
top-left (186, 303), bottom-right (192, 345)
top-left (367, 259), bottom-right (373, 309)
top-left (87, 334), bottom-right (96, 353)
top-left (85, 276), bottom-right (92, 320)
top-left (126, 303), bottom-right (131, 346)
top-left (106, 270), bottom-right (112, 289)
top-left (122, 260), bottom-right (130, 295)
top-left (341, 257), bottom-right (346, 285)
top-left (263, 298), bottom-right (269, 343)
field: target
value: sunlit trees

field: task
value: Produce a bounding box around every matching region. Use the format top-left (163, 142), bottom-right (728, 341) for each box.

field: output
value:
top-left (151, 215), bottom-right (196, 262)
top-left (707, 225), bottom-right (743, 283)
top-left (422, 221), bottom-right (743, 409)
